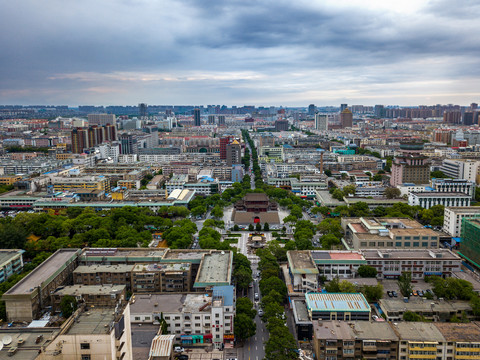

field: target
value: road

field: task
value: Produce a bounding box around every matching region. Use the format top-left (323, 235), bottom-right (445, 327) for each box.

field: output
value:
top-left (241, 262), bottom-right (268, 360)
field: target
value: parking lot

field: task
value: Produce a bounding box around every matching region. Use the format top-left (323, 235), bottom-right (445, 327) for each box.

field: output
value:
top-left (381, 279), bottom-right (434, 298)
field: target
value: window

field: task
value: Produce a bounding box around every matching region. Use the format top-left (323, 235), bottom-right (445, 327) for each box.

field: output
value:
top-left (81, 356), bottom-right (91, 360)
top-left (80, 343), bottom-right (90, 350)
top-left (404, 242), bottom-right (411, 247)
top-left (413, 242), bottom-right (419, 247)
top-left (422, 242), bottom-right (428, 247)
top-left (215, 314), bottom-right (219, 318)
top-left (135, 317), bottom-right (140, 321)
top-left (431, 242), bottom-right (437, 247)
top-left (396, 242), bottom-right (402, 247)
top-left (195, 316), bottom-right (200, 320)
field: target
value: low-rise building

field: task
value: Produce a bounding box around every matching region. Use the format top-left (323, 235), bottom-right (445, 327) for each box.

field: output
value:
top-left (342, 217), bottom-right (440, 250)
top-left (311, 250), bottom-right (366, 280)
top-left (42, 304), bottom-right (133, 360)
top-left (305, 293), bottom-right (371, 321)
top-left (130, 285), bottom-right (235, 350)
top-left (286, 251), bottom-right (319, 293)
top-left (51, 284), bottom-right (127, 311)
top-left (3, 248), bottom-right (80, 322)
top-left (312, 320), bottom-right (399, 360)
top-left (379, 298), bottom-right (475, 322)
top-left (443, 206), bottom-right (480, 238)
top-left (408, 191), bottom-right (471, 209)
top-left (131, 263), bottom-right (191, 293)
top-left (363, 249), bottom-right (462, 280)
top-left (0, 249), bottom-right (24, 283)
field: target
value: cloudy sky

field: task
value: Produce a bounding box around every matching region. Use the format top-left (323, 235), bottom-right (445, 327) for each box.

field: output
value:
top-left (1, 0), bottom-right (479, 106)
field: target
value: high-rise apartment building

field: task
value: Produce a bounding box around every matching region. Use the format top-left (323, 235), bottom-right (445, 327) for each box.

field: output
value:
top-left (71, 127), bottom-right (89, 153)
top-left (208, 115), bottom-right (215, 124)
top-left (138, 103), bottom-right (148, 117)
top-left (463, 111), bottom-right (474, 125)
top-left (275, 119), bottom-right (289, 131)
top-left (443, 111), bottom-right (462, 124)
top-left (87, 113), bottom-right (116, 126)
top-left (340, 108), bottom-right (353, 128)
top-left (226, 140), bottom-right (241, 166)
top-left (218, 115), bottom-right (226, 126)
top-left (194, 108), bottom-right (201, 126)
top-left (314, 114), bottom-right (328, 131)
top-left (220, 136), bottom-right (233, 160)
top-left (390, 142), bottom-right (430, 186)
top-left (340, 103), bottom-right (348, 112)
top-left (120, 133), bottom-right (138, 154)
top-left (374, 104), bottom-right (385, 117)
top-left (308, 104), bottom-right (316, 115)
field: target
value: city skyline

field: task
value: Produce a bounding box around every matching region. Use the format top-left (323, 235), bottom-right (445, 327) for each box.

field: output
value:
top-left (1, 0), bottom-right (480, 106)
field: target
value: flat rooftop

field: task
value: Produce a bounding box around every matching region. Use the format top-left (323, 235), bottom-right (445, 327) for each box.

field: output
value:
top-left (305, 293), bottom-right (370, 313)
top-left (393, 322), bottom-right (445, 342)
top-left (194, 251), bottom-right (232, 288)
top-left (312, 320), bottom-right (353, 340)
top-left (133, 262), bottom-right (190, 272)
top-left (53, 284), bottom-right (126, 297)
top-left (311, 251), bottom-right (365, 262)
top-left (292, 299), bottom-right (310, 323)
top-left (363, 249), bottom-right (460, 260)
top-left (74, 264), bottom-right (134, 274)
top-left (162, 249), bottom-right (209, 261)
top-left (80, 248), bottom-right (166, 259)
top-left (5, 249), bottom-right (79, 296)
top-left (287, 251), bottom-right (318, 274)
top-left (412, 191), bottom-right (470, 197)
top-left (349, 321), bottom-right (398, 341)
top-left (445, 206), bottom-right (480, 214)
top-left (67, 308), bottom-right (116, 335)
top-left (130, 294), bottom-right (185, 314)
top-left (435, 323), bottom-right (480, 342)
top-left (0, 329), bottom-right (59, 360)
top-left (0, 250), bottom-right (22, 266)
top-left (380, 298), bottom-right (472, 313)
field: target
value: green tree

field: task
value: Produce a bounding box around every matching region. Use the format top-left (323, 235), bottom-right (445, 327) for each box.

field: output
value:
top-left (403, 311), bottom-right (423, 321)
top-left (234, 313), bottom-right (256, 343)
top-left (234, 267), bottom-right (253, 291)
top-left (431, 170), bottom-right (448, 178)
top-left (264, 222), bottom-right (270, 231)
top-left (236, 297), bottom-right (256, 318)
top-left (191, 206), bottom-right (207, 217)
top-left (256, 222), bottom-right (262, 232)
top-left (398, 272), bottom-right (413, 298)
top-left (262, 300), bottom-right (284, 322)
top-left (343, 185), bottom-right (356, 196)
top-left (60, 295), bottom-right (77, 318)
top-left (338, 280), bottom-right (356, 293)
top-left (385, 187), bottom-right (401, 199)
top-left (259, 277), bottom-right (287, 299)
top-left (358, 265), bottom-right (378, 278)
top-left (248, 224), bottom-right (254, 231)
top-left (331, 189), bottom-right (345, 201)
top-left (211, 206), bottom-right (224, 219)
top-left (0, 222), bottom-right (27, 249)
top-left (363, 284), bottom-right (384, 302)
top-left (324, 277), bottom-right (340, 293)
top-left (264, 323), bottom-right (298, 360)
top-left (320, 234), bottom-right (340, 249)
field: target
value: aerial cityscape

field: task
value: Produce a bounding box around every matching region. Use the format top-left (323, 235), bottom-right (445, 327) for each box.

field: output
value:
top-left (1, 1), bottom-right (480, 360)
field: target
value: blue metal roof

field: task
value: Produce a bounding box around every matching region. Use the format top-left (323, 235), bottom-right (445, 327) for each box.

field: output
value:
top-left (212, 285), bottom-right (234, 306)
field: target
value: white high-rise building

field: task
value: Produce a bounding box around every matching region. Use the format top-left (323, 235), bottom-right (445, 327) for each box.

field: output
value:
top-left (314, 114), bottom-right (328, 131)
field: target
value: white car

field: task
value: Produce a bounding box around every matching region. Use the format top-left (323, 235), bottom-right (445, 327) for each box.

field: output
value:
top-left (174, 347), bottom-right (185, 353)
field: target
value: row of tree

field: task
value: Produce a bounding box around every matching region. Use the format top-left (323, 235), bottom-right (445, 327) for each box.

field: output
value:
top-left (256, 247), bottom-right (298, 360)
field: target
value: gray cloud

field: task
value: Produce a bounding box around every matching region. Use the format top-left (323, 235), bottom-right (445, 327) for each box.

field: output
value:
top-left (0, 0), bottom-right (479, 105)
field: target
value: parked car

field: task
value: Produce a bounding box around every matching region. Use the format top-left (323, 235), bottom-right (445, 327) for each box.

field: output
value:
top-left (412, 290), bottom-right (418, 296)
top-left (418, 290), bottom-right (424, 297)
top-left (387, 291), bottom-right (393, 297)
top-left (392, 291), bottom-right (398, 297)
top-left (174, 347), bottom-right (185, 353)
